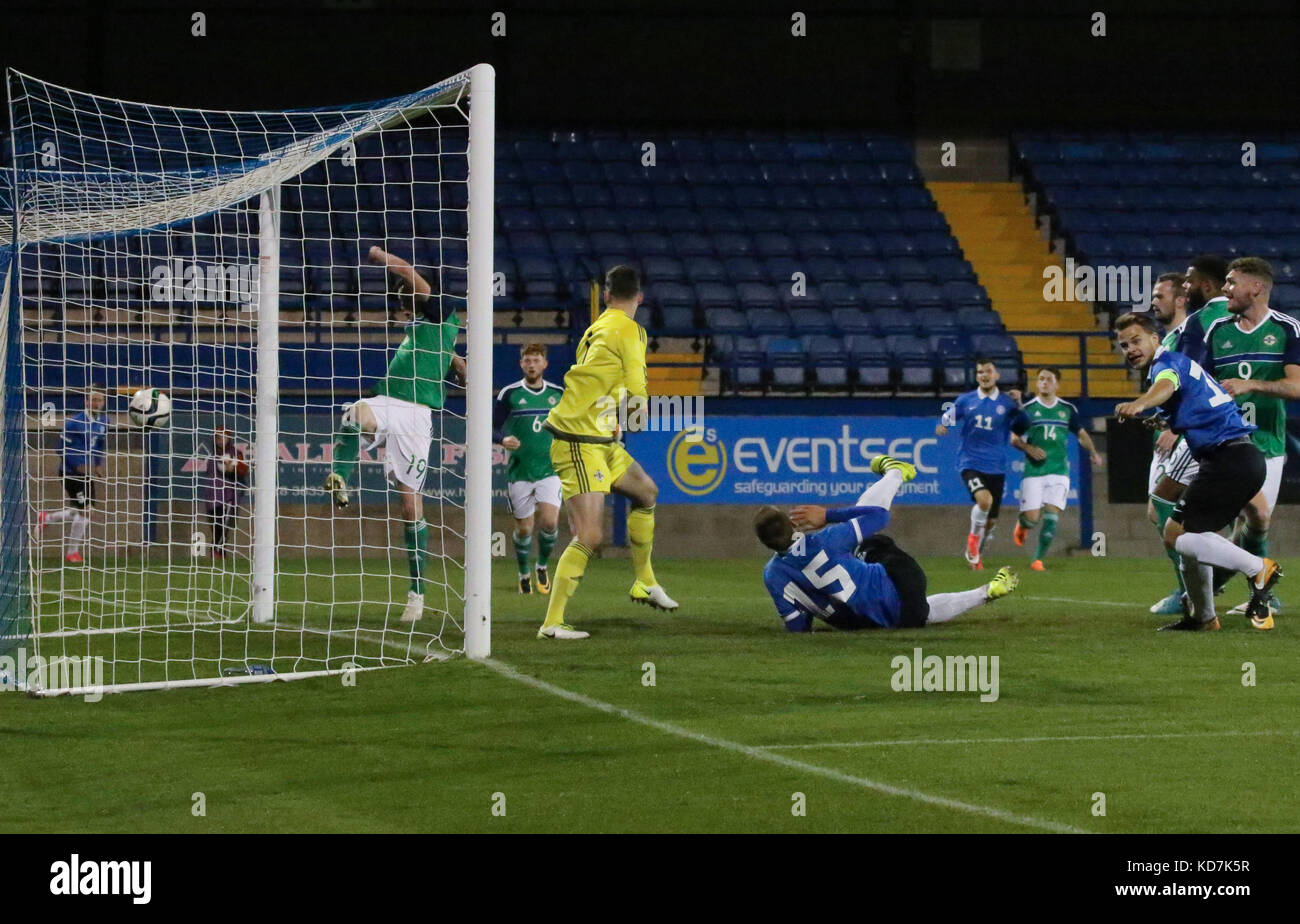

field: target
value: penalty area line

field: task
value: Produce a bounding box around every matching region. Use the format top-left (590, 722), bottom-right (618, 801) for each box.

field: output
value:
top-left (480, 658), bottom-right (1087, 834)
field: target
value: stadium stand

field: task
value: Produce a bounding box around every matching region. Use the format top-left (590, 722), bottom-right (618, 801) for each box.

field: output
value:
top-left (14, 127), bottom-right (1019, 399)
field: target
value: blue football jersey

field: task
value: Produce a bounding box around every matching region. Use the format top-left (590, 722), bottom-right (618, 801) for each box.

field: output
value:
top-left (941, 389), bottom-right (1019, 474)
top-left (1145, 347), bottom-right (1253, 458)
top-left (762, 507), bottom-right (903, 631)
top-left (61, 412), bottom-right (108, 474)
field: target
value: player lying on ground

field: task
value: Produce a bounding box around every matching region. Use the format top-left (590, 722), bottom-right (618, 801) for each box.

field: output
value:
top-left (536, 265), bottom-right (678, 640)
top-left (324, 245), bottom-right (466, 623)
top-left (1183, 257), bottom-right (1299, 618)
top-left (935, 357), bottom-right (1021, 571)
top-left (1008, 366), bottom-right (1104, 571)
top-left (38, 383), bottom-right (110, 564)
top-left (494, 343), bottom-right (564, 595)
top-left (754, 455), bottom-right (1019, 631)
top-left (1113, 311), bottom-right (1281, 632)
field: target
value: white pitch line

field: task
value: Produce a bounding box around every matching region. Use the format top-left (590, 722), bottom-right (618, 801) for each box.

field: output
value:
top-left (481, 658), bottom-right (1087, 834)
top-left (754, 729), bottom-right (1297, 751)
top-left (1020, 595), bottom-right (1135, 608)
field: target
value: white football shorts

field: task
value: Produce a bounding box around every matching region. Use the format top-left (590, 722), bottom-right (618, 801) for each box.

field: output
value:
top-left (358, 395), bottom-right (433, 492)
top-left (506, 475), bottom-right (563, 520)
top-left (1019, 474), bottom-right (1070, 512)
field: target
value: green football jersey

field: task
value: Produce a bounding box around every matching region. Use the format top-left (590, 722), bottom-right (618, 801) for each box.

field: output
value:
top-left (496, 378), bottom-right (564, 483)
top-left (1016, 396), bottom-right (1082, 477)
top-left (371, 311), bottom-right (460, 410)
top-left (1200, 309), bottom-right (1300, 458)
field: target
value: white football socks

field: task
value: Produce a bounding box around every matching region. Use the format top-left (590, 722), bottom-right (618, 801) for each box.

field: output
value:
top-left (925, 587), bottom-right (989, 624)
top-left (1179, 557), bottom-right (1217, 624)
top-left (1174, 531), bottom-right (1263, 578)
top-left (68, 512), bottom-right (88, 555)
top-left (856, 468), bottom-right (903, 511)
top-left (970, 504), bottom-right (988, 539)
top-left (46, 507), bottom-right (77, 524)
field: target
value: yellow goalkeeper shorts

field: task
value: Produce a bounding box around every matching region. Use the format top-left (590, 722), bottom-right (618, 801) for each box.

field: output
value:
top-left (551, 438), bottom-right (635, 499)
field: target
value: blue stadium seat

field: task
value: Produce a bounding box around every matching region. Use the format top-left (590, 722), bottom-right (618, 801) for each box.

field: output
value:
top-left (648, 280), bottom-right (694, 312)
top-left (901, 281), bottom-right (946, 308)
top-left (971, 333), bottom-right (1019, 359)
top-left (719, 162), bottom-right (763, 185)
top-left (714, 232), bottom-right (754, 258)
top-left (890, 257), bottom-right (931, 283)
top-left (684, 256), bottom-right (727, 284)
top-left (957, 306), bottom-right (1004, 333)
top-left (517, 257), bottom-right (561, 303)
top-left (734, 186), bottom-right (774, 209)
top-left (916, 307), bottom-right (960, 334)
top-left (655, 306), bottom-right (699, 336)
top-left (804, 256), bottom-right (848, 284)
top-left (754, 233), bottom-right (796, 259)
top-left (674, 232), bottom-right (715, 256)
top-left (765, 336), bottom-right (807, 389)
top-left (653, 186), bottom-right (693, 209)
top-left (846, 335), bottom-right (892, 390)
top-left (671, 138), bottom-right (711, 162)
top-left (661, 209), bottom-right (703, 232)
top-left (538, 207), bottom-right (580, 230)
top-left (692, 185), bottom-right (734, 209)
top-left (749, 308), bottom-right (793, 336)
top-left (683, 163), bottom-right (721, 185)
top-left (629, 231), bottom-right (672, 256)
top-left (772, 186), bottom-right (812, 209)
top-left (572, 185), bottom-right (613, 208)
top-left (698, 207), bottom-right (745, 233)
top-left (705, 306), bottom-right (748, 335)
top-left (741, 208), bottom-right (784, 233)
top-left (831, 232), bottom-right (879, 258)
top-left (643, 256), bottom-right (686, 284)
top-left (724, 257), bottom-right (767, 283)
top-left (928, 258), bottom-right (977, 284)
top-left (820, 282), bottom-right (861, 311)
top-left (736, 282), bottom-right (780, 312)
top-left (871, 306), bottom-right (917, 335)
top-left (819, 210), bottom-right (864, 232)
top-left (859, 280), bottom-right (904, 306)
top-left (611, 184), bottom-right (653, 209)
top-left (796, 232), bottom-right (836, 257)
top-left (788, 308), bottom-right (835, 336)
top-left (831, 307), bottom-right (873, 334)
top-left (532, 184), bottom-right (572, 208)
top-left (696, 282), bottom-right (739, 311)
top-left (804, 334), bottom-right (850, 389)
top-left (507, 230), bottom-right (550, 255)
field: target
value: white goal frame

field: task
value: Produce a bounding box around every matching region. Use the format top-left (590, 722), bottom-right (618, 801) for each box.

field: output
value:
top-left (5, 63), bottom-right (495, 695)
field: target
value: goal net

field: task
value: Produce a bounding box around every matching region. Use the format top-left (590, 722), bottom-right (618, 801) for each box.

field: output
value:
top-left (3, 65), bottom-right (495, 695)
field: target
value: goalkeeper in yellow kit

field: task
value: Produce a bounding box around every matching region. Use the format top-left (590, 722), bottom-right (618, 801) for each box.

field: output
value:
top-left (537, 265), bottom-right (679, 640)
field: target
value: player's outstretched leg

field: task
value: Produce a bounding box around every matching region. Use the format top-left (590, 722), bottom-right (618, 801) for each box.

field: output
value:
top-left (870, 454), bottom-right (916, 482)
top-left (324, 402), bottom-right (365, 509)
top-left (1013, 511), bottom-right (1033, 548)
top-left (1169, 529), bottom-right (1281, 631)
top-left (924, 567), bottom-right (1019, 624)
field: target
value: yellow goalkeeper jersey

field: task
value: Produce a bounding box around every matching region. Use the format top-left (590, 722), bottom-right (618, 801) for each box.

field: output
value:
top-left (544, 307), bottom-right (648, 443)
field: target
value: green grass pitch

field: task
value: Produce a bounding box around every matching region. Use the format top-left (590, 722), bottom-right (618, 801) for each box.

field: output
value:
top-left (2, 553), bottom-right (1298, 833)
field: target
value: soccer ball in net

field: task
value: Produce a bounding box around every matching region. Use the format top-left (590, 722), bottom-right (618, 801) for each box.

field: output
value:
top-left (128, 388), bottom-right (172, 428)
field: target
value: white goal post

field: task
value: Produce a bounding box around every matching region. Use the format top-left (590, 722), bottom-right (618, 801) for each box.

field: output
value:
top-left (3, 63), bottom-right (495, 695)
